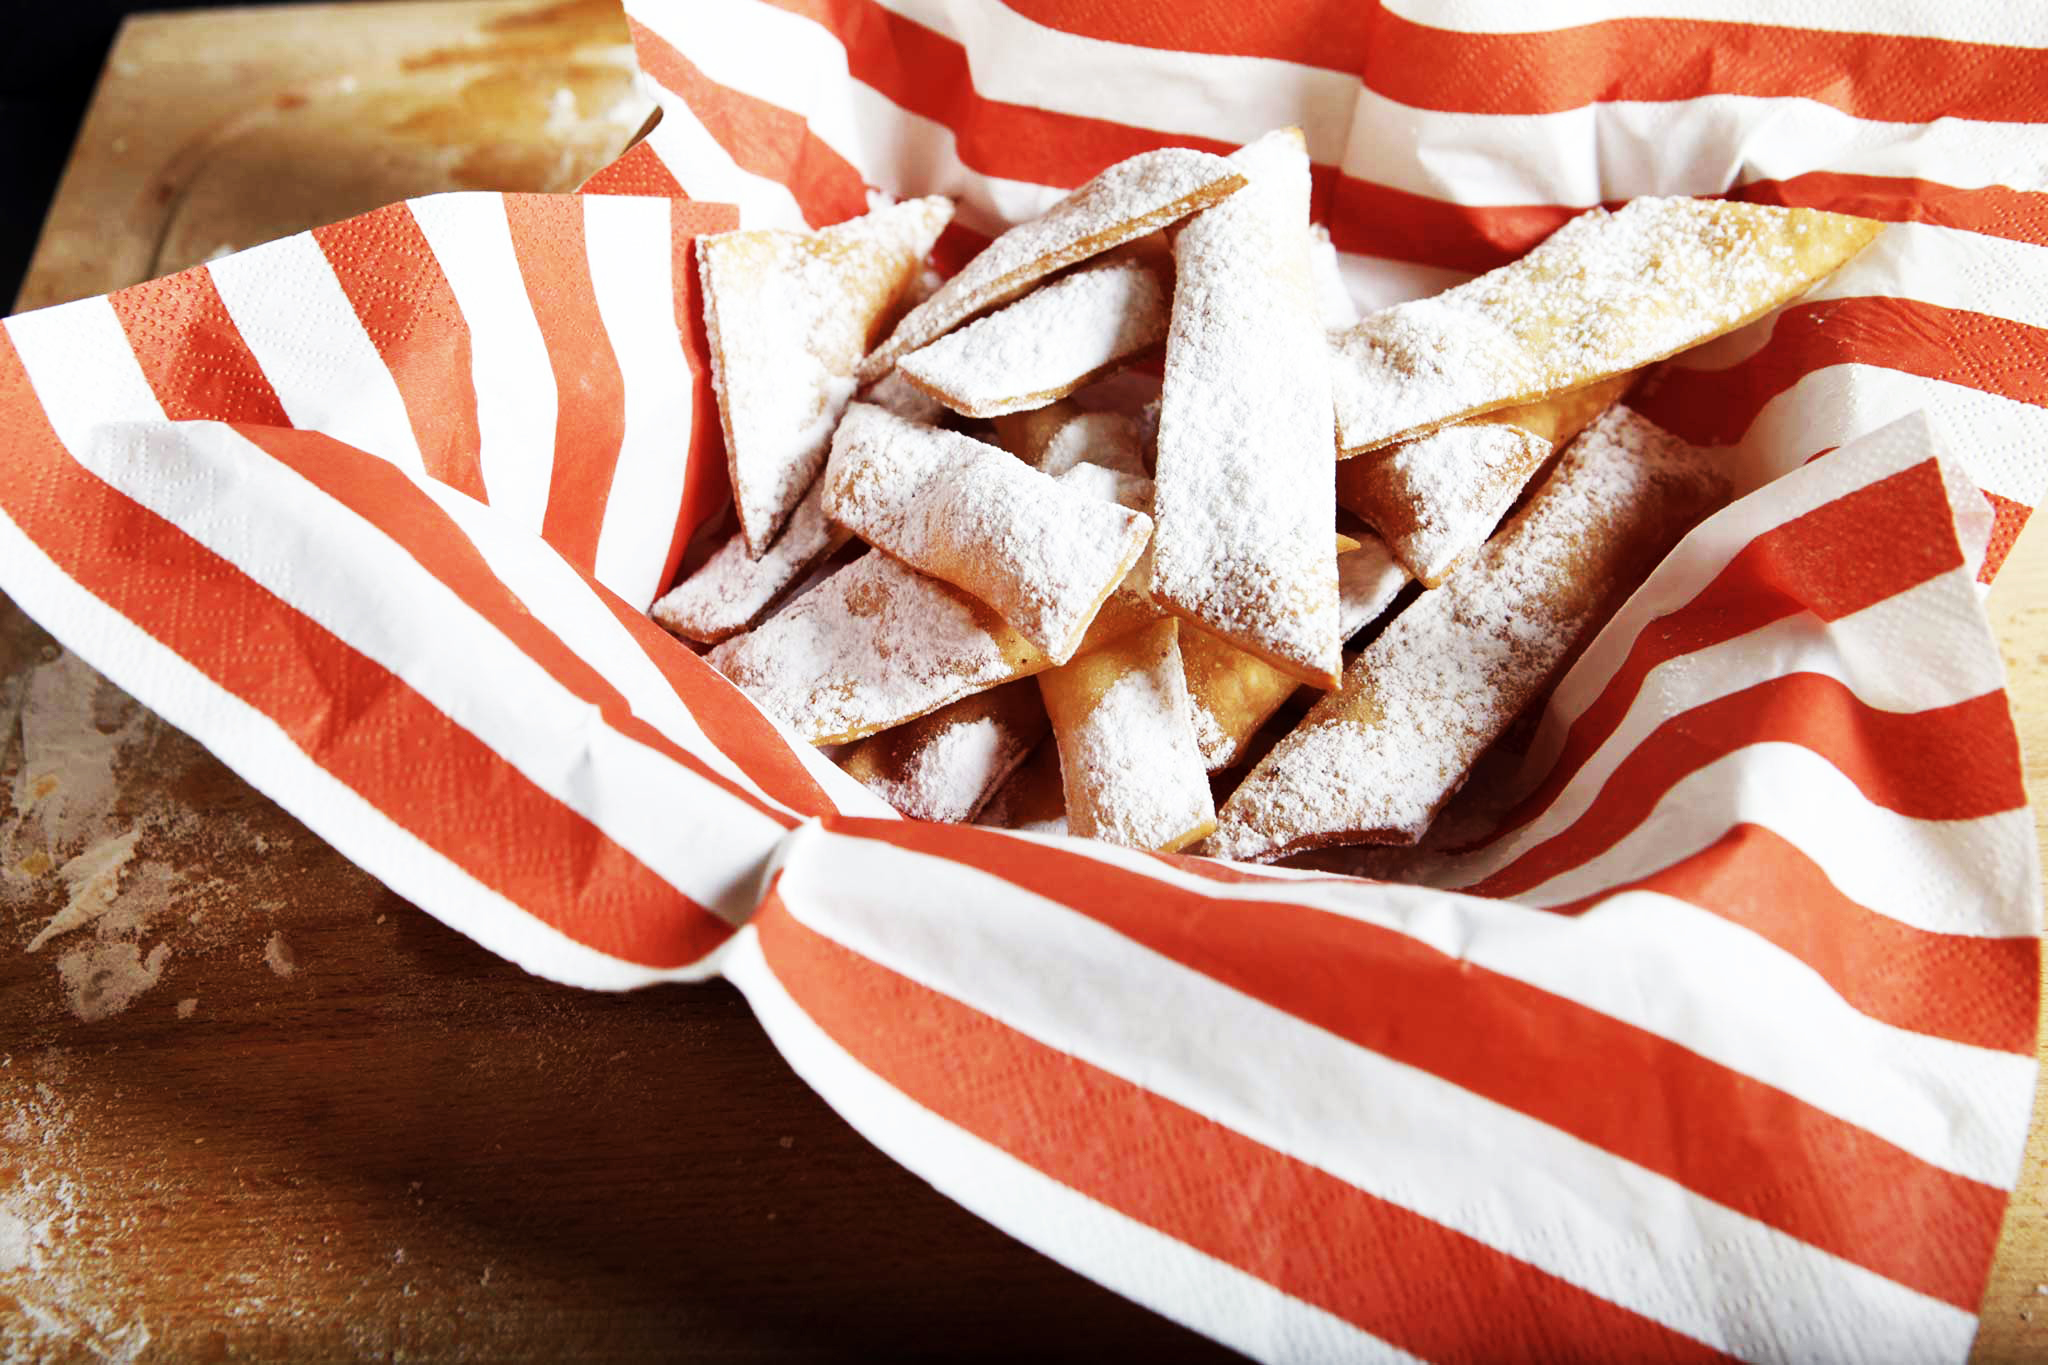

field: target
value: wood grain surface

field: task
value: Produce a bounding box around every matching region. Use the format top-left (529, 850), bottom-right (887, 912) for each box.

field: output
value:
top-left (1, 3), bottom-right (2042, 1360)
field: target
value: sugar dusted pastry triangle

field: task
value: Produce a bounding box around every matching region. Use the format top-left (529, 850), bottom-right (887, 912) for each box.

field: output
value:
top-left (702, 196), bottom-right (954, 555)
top-left (1329, 197), bottom-right (1882, 455)
top-left (858, 366), bottom-right (949, 426)
top-left (1151, 127), bottom-right (1342, 689)
top-left (822, 404), bottom-right (1152, 663)
top-left (1036, 412), bottom-right (1149, 478)
top-left (1337, 530), bottom-right (1410, 639)
top-left (975, 738), bottom-right (1067, 836)
top-left (706, 551), bottom-right (1048, 746)
top-left (1335, 371), bottom-right (1637, 586)
top-left (1341, 424), bottom-right (1554, 587)
top-left (897, 259), bottom-right (1170, 418)
top-left (991, 398), bottom-right (1084, 466)
top-left (651, 480), bottom-right (848, 645)
top-left (1039, 617), bottom-right (1216, 852)
top-left (836, 680), bottom-right (1049, 822)
top-left (858, 147), bottom-right (1246, 385)
top-left (1205, 407), bottom-right (1730, 863)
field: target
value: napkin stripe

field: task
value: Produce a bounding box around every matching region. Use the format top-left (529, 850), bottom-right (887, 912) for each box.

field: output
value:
top-left (817, 817), bottom-right (2009, 1308)
top-left (1543, 822), bottom-right (2039, 1054)
top-left (1739, 172), bottom-right (2048, 249)
top-left (204, 235), bottom-right (432, 480)
top-left (999, 0), bottom-right (2045, 73)
top-left (1362, 12), bottom-right (2048, 124)
top-left (723, 925), bottom-right (1427, 1365)
top-left (692, 0), bottom-right (2045, 559)
top-left (791, 0), bottom-right (2038, 219)
top-left (223, 422), bottom-right (819, 829)
top-left (1478, 459), bottom-right (1969, 850)
top-left (627, 17), bottom-right (869, 229)
top-left (858, 809), bottom-right (2032, 1183)
top-left (1377, 0), bottom-right (2046, 44)
top-left (104, 269), bottom-right (290, 426)
top-left (581, 194), bottom-right (706, 610)
top-left (501, 195), bottom-right (629, 578)
top-left (405, 193), bottom-right (561, 534)
top-left (1328, 174), bottom-right (2048, 276)
top-left (749, 895), bottom-right (1751, 1363)
top-left (992, 0), bottom-right (1372, 69)
top-left (1505, 759), bottom-right (2036, 923)
top-left (739, 1), bottom-right (2043, 269)
top-left (4, 293), bottom-right (795, 955)
top-left (586, 586), bottom-right (850, 819)
top-left (1641, 299), bottom-right (2048, 447)
top-left (309, 206), bottom-right (490, 501)
top-left (658, 199), bottom-right (737, 589)
top-left (0, 338), bottom-right (737, 968)
top-left (580, 139), bottom-right (688, 198)
top-left (949, 823), bottom-right (2031, 1192)
top-left (1466, 680), bottom-right (2025, 896)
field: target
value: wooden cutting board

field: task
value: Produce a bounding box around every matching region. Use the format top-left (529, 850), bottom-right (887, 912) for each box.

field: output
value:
top-left (2, 3), bottom-right (2043, 1359)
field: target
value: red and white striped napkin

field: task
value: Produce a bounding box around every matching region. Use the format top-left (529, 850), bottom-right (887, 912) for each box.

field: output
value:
top-left (1, 1), bottom-right (2044, 1358)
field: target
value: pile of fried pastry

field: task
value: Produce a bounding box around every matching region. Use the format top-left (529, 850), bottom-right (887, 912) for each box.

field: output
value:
top-left (651, 128), bottom-right (1880, 867)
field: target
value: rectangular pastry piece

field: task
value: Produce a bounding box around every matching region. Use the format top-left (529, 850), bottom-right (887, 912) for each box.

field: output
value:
top-left (1205, 406), bottom-right (1730, 863)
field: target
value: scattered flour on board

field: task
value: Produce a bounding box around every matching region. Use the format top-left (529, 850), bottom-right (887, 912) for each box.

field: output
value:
top-left (265, 932), bottom-right (299, 979)
top-left (0, 1048), bottom-right (153, 1363)
top-left (2, 649), bottom-right (304, 1023)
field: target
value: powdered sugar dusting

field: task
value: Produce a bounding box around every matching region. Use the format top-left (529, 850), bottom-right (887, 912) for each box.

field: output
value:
top-left (1058, 464), bottom-right (1164, 655)
top-left (898, 260), bottom-right (1169, 418)
top-left (1207, 406), bottom-right (1728, 862)
top-left (1037, 412), bottom-right (1148, 479)
top-left (859, 367), bottom-right (948, 425)
top-left (859, 147), bottom-right (1244, 384)
top-left (1152, 128), bottom-right (1341, 685)
top-left (1176, 623), bottom-right (1297, 772)
top-left (837, 682), bottom-right (1047, 822)
top-left (1043, 621), bottom-right (1214, 851)
top-left (1345, 424), bottom-right (1553, 586)
top-left (823, 404), bottom-right (1152, 662)
top-left (975, 741), bottom-right (1068, 836)
top-left (1189, 698), bottom-right (1231, 765)
top-left (1330, 197), bottom-right (1881, 452)
top-left (707, 551), bottom-right (1047, 745)
top-left (1308, 223), bottom-right (1361, 328)
top-left (652, 480), bottom-right (847, 644)
top-left (703, 196), bottom-right (953, 553)
top-left (888, 716), bottom-right (1007, 817)
top-left (1337, 532), bottom-right (1411, 639)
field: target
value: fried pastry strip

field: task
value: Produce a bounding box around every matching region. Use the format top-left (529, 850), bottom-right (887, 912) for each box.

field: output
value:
top-left (836, 680), bottom-right (1049, 822)
top-left (1152, 128), bottom-right (1341, 688)
top-left (1329, 197), bottom-right (1881, 455)
top-left (899, 260), bottom-right (1169, 418)
top-left (975, 740), bottom-right (1068, 836)
top-left (706, 552), bottom-right (1047, 746)
top-left (858, 367), bottom-right (949, 425)
top-left (858, 148), bottom-right (1245, 385)
top-left (1342, 425), bottom-right (1553, 587)
top-left (1039, 617), bottom-right (1216, 852)
top-left (1335, 371), bottom-right (1638, 586)
top-left (823, 404), bottom-right (1152, 663)
top-left (702, 196), bottom-right (954, 554)
top-left (1206, 406), bottom-right (1730, 862)
top-left (1181, 530), bottom-right (1412, 772)
top-left (1035, 412), bottom-right (1149, 478)
top-left (651, 480), bottom-right (848, 645)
